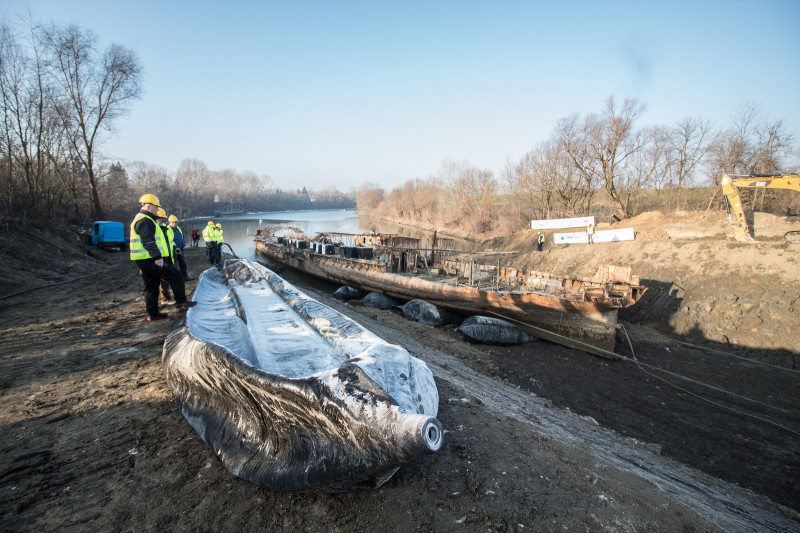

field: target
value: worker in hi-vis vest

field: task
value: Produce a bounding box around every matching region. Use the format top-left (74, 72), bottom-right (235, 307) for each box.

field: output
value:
top-left (130, 194), bottom-right (197, 320)
top-left (168, 214), bottom-right (192, 281)
top-left (214, 223), bottom-right (224, 264)
top-left (202, 220), bottom-right (217, 265)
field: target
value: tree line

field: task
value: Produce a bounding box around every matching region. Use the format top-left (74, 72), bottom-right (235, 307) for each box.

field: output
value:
top-left (0, 18), bottom-right (353, 227)
top-left (3, 17), bottom-right (796, 234)
top-left (118, 158), bottom-right (353, 224)
top-left (357, 97), bottom-right (798, 235)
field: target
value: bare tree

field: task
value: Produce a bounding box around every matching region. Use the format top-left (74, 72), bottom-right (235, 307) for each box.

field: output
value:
top-left (665, 117), bottom-right (712, 190)
top-left (506, 141), bottom-right (563, 221)
top-left (502, 157), bottom-right (532, 224)
top-left (553, 113), bottom-right (598, 214)
top-left (42, 24), bottom-right (141, 221)
top-left (450, 164), bottom-right (496, 231)
top-left (355, 182), bottom-right (385, 213)
top-left (585, 97), bottom-right (648, 218)
top-left (128, 161), bottom-right (171, 204)
top-left (174, 158), bottom-right (211, 218)
top-left (752, 117), bottom-right (795, 175)
top-left (705, 102), bottom-right (795, 209)
top-left (0, 19), bottom-right (64, 219)
top-left (620, 127), bottom-right (667, 215)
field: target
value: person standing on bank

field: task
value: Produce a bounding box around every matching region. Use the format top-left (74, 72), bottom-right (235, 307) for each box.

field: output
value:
top-left (214, 223), bottom-right (224, 264)
top-left (587, 223), bottom-right (595, 245)
top-left (536, 232), bottom-right (545, 252)
top-left (168, 214), bottom-right (193, 281)
top-left (157, 208), bottom-right (176, 303)
top-left (130, 194), bottom-right (197, 321)
top-left (202, 221), bottom-right (217, 265)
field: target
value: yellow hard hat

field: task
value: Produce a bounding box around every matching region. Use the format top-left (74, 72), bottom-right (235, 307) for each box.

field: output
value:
top-left (207, 221), bottom-right (215, 226)
top-left (215, 223), bottom-right (221, 229)
top-left (168, 215), bottom-right (177, 222)
top-left (139, 193), bottom-right (160, 206)
top-left (156, 207), bottom-right (167, 218)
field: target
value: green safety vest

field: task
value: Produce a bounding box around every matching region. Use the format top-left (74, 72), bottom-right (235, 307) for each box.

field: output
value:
top-left (130, 212), bottom-right (169, 261)
top-left (164, 225), bottom-right (175, 262)
top-left (215, 228), bottom-right (224, 244)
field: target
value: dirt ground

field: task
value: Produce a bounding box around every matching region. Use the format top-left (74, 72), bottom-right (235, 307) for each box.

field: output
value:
top-left (0, 211), bottom-right (799, 532)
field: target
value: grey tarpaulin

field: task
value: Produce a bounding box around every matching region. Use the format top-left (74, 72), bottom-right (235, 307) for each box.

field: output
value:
top-left (399, 299), bottom-right (457, 326)
top-left (457, 315), bottom-right (538, 346)
top-left (162, 259), bottom-right (442, 491)
top-left (359, 292), bottom-right (401, 310)
top-left (332, 285), bottom-right (366, 300)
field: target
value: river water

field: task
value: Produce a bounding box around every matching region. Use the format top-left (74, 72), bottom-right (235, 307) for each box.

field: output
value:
top-left (184, 209), bottom-right (373, 262)
top-left (182, 209), bottom-right (444, 290)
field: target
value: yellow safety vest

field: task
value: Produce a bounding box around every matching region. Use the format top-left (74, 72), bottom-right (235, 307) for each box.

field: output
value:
top-left (130, 213), bottom-right (168, 261)
top-left (202, 225), bottom-right (215, 243)
top-left (215, 228), bottom-right (224, 244)
top-left (164, 225), bottom-right (175, 262)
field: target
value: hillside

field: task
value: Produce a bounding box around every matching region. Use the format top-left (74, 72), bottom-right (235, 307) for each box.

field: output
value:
top-left (460, 210), bottom-right (799, 363)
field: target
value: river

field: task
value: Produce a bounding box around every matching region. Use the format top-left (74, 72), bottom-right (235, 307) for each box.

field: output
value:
top-left (184, 209), bottom-right (374, 262)
top-left (182, 209), bottom-right (436, 290)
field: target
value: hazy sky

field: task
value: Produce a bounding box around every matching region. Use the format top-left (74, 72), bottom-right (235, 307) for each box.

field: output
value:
top-left (3, 0), bottom-right (799, 191)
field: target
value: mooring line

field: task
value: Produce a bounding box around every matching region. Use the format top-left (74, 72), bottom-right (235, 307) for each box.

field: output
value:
top-left (618, 324), bottom-right (800, 437)
top-left (665, 336), bottom-right (799, 374)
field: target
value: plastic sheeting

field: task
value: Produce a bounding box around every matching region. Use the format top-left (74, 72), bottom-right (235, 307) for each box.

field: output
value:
top-left (457, 315), bottom-right (538, 346)
top-left (360, 292), bottom-right (401, 310)
top-left (162, 259), bottom-right (442, 491)
top-left (400, 299), bottom-right (457, 326)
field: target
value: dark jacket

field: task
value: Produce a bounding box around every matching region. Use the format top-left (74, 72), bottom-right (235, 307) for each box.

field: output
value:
top-left (133, 209), bottom-right (162, 259)
top-left (172, 225), bottom-right (186, 249)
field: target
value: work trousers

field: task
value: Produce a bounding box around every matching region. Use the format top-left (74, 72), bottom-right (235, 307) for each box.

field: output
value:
top-left (136, 258), bottom-right (187, 317)
top-left (206, 243), bottom-right (216, 265)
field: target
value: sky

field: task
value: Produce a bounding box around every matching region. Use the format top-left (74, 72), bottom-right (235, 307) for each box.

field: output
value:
top-left (3, 0), bottom-right (799, 192)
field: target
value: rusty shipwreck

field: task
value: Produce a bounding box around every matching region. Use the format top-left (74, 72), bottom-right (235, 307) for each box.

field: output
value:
top-left (254, 227), bottom-right (646, 356)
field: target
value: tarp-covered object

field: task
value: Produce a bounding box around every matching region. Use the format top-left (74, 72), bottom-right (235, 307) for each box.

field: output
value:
top-left (457, 315), bottom-right (538, 346)
top-left (400, 299), bottom-right (457, 326)
top-left (162, 259), bottom-right (442, 491)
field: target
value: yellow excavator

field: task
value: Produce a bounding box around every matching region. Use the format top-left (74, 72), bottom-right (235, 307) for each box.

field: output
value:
top-left (720, 173), bottom-right (800, 242)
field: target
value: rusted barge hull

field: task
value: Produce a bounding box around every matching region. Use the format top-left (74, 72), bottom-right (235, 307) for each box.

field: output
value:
top-left (255, 239), bottom-right (644, 353)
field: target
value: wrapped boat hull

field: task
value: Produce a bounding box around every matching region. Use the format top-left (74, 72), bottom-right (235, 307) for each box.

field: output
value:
top-left (163, 259), bottom-right (442, 491)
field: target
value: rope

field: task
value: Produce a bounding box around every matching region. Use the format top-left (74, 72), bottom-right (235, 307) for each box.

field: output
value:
top-left (666, 336), bottom-right (799, 374)
top-left (618, 324), bottom-right (800, 437)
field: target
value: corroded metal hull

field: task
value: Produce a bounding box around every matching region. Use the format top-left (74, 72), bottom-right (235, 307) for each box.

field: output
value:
top-left (255, 239), bottom-right (645, 353)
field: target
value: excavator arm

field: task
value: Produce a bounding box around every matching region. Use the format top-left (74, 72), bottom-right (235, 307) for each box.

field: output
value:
top-left (720, 174), bottom-right (800, 242)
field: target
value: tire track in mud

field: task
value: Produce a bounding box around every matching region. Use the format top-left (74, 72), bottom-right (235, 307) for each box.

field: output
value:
top-left (0, 261), bottom-right (176, 532)
top-left (312, 289), bottom-right (800, 532)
